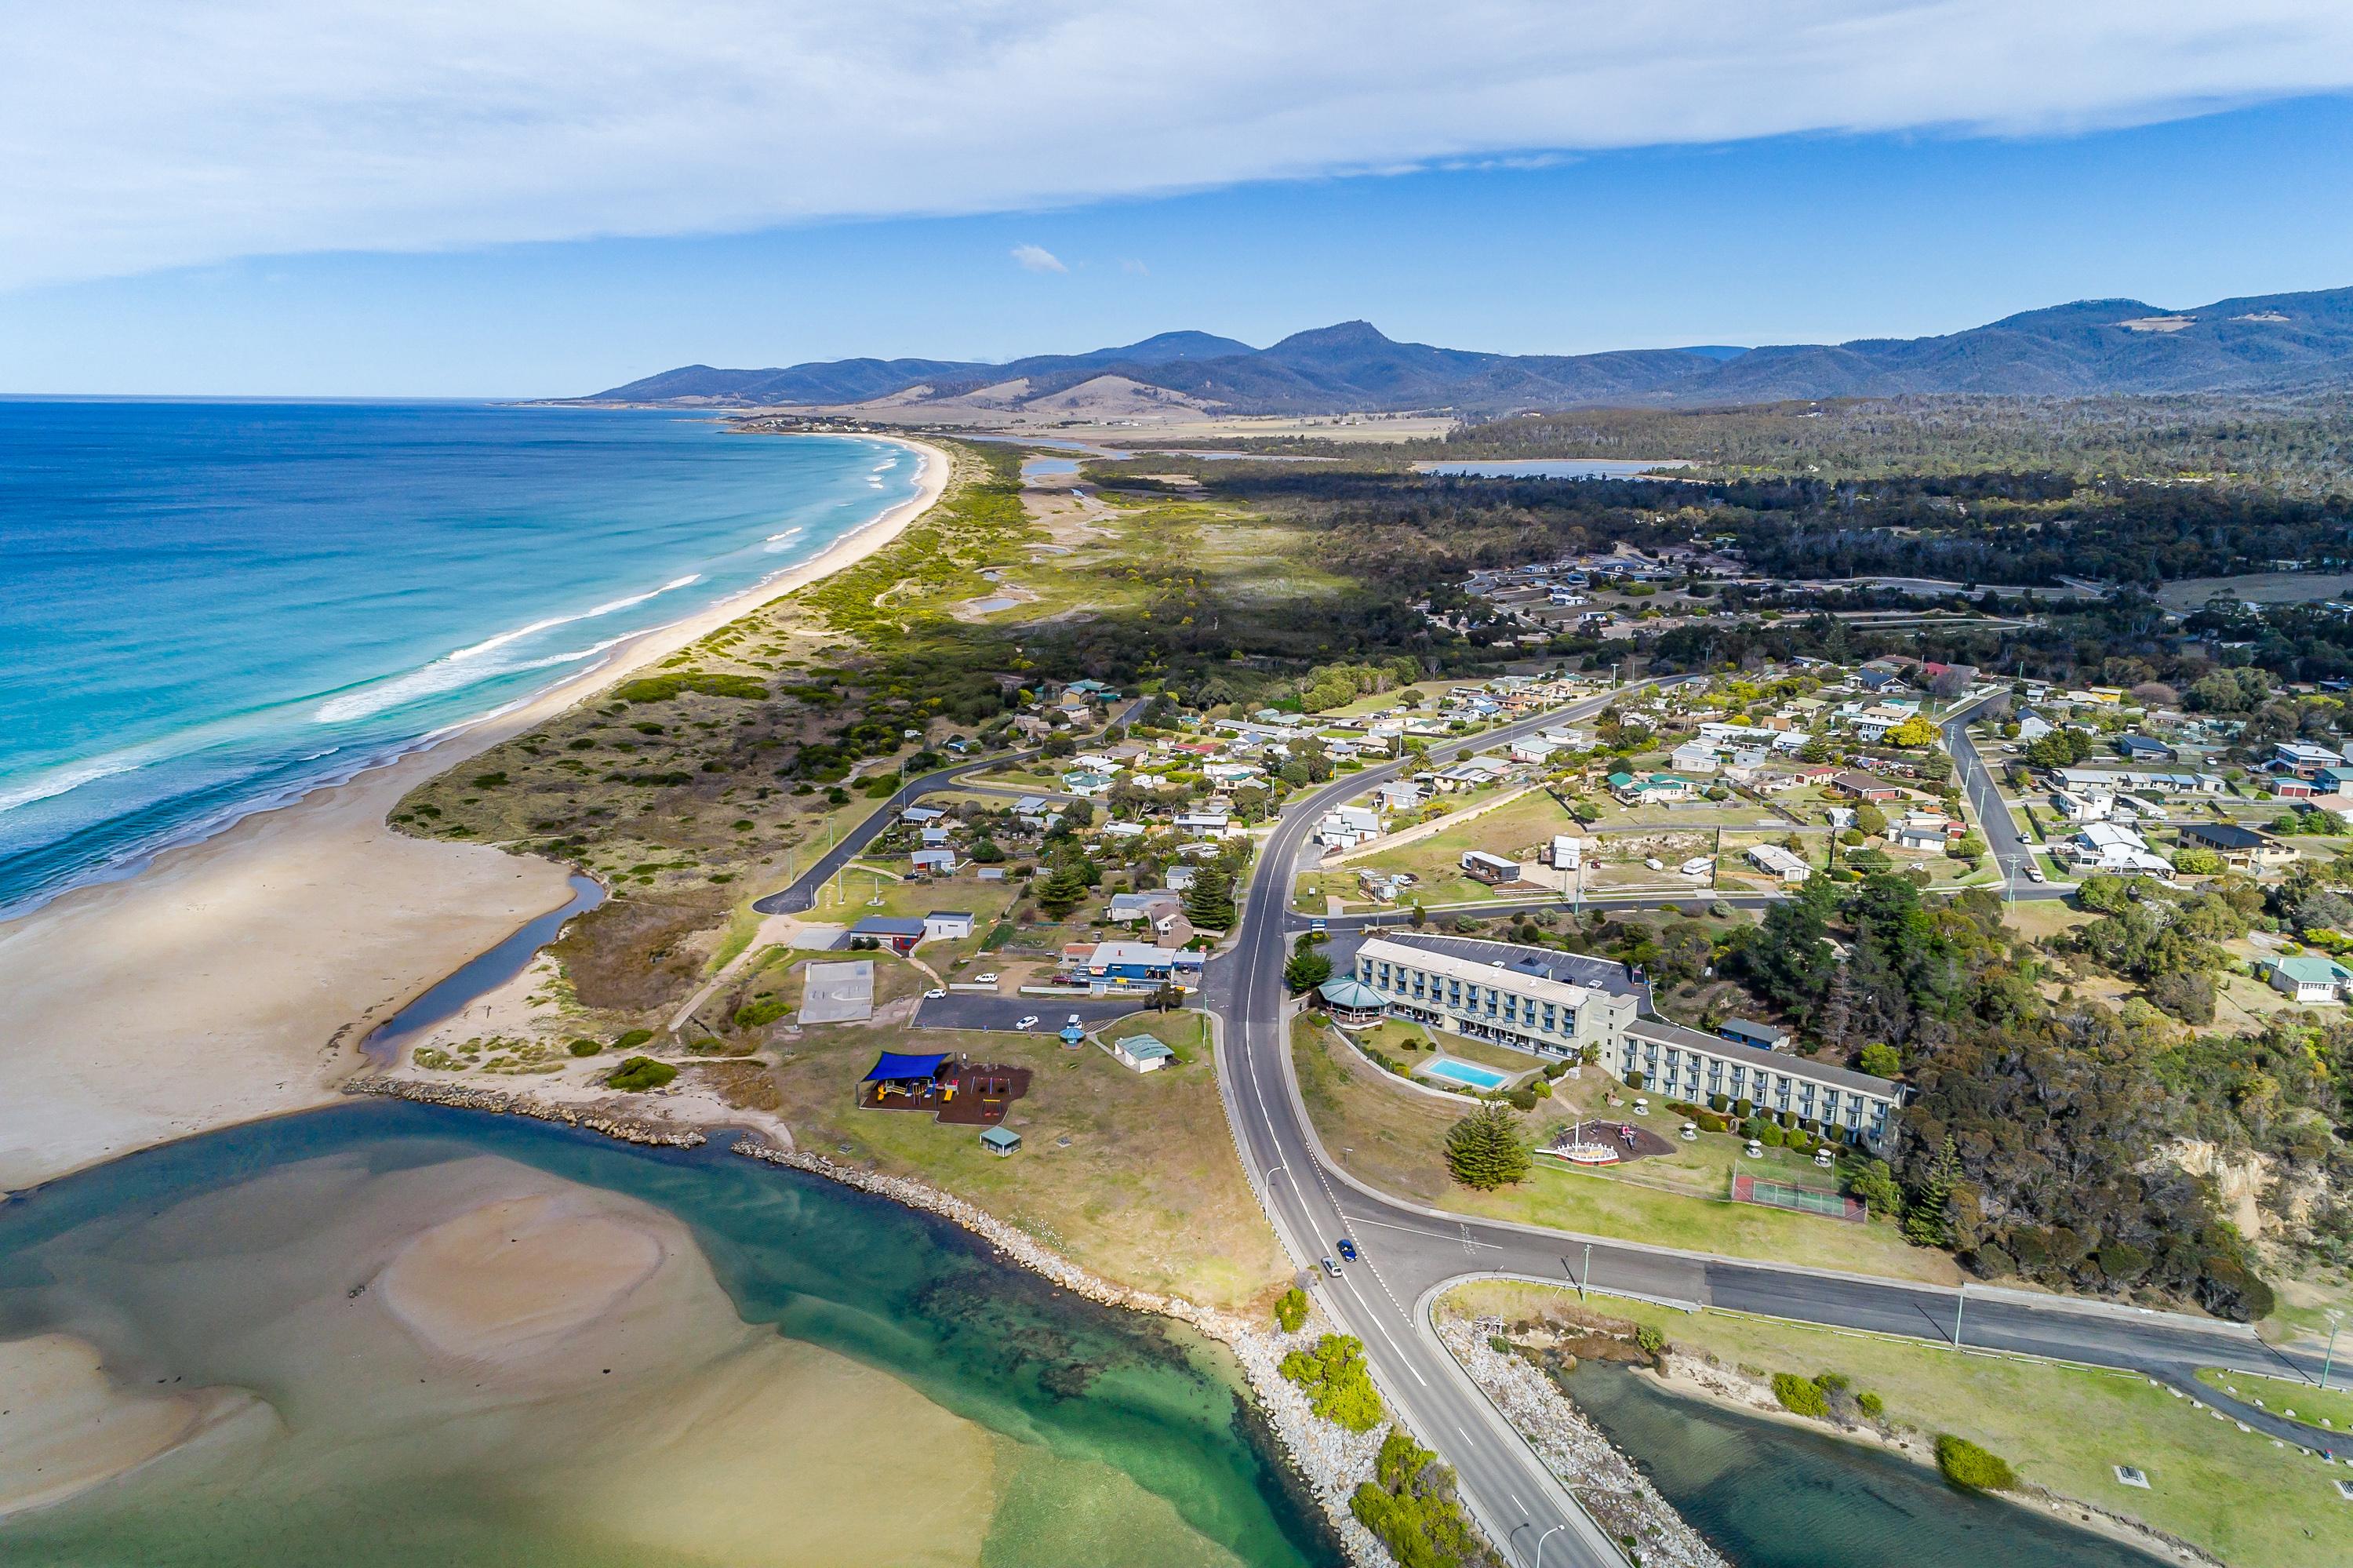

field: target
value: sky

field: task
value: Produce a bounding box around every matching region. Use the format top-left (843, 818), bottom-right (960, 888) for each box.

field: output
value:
top-left (5, 2), bottom-right (2353, 396)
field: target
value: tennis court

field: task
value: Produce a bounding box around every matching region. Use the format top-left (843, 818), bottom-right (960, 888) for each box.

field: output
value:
top-left (1733, 1173), bottom-right (1866, 1223)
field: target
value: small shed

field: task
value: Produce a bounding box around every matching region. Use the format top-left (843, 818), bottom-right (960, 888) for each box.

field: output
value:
top-left (980, 1126), bottom-right (1022, 1157)
top-left (1110, 1033), bottom-right (1175, 1072)
top-left (1718, 1018), bottom-right (1787, 1051)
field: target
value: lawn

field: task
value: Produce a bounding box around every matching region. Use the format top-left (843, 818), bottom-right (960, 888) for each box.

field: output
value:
top-left (1290, 1017), bottom-right (1958, 1284)
top-left (2195, 1366), bottom-right (2353, 1432)
top-left (1441, 1280), bottom-right (2353, 1568)
top-left (1345, 788), bottom-right (1576, 886)
top-left (771, 1011), bottom-right (1288, 1311)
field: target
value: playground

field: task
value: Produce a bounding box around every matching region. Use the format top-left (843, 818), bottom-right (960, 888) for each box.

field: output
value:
top-left (1539, 1117), bottom-right (1675, 1166)
top-left (858, 1050), bottom-right (1033, 1125)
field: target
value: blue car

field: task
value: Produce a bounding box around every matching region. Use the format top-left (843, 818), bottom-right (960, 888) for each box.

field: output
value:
top-left (1336, 1238), bottom-right (1358, 1262)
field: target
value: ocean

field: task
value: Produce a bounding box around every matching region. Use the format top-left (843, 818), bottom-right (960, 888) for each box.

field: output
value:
top-left (0, 401), bottom-right (922, 913)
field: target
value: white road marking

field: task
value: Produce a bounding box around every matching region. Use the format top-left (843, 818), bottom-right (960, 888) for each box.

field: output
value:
top-left (1342, 1274), bottom-right (1428, 1386)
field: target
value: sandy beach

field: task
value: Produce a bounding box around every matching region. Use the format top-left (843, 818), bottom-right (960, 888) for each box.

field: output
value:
top-left (0, 435), bottom-right (951, 1192)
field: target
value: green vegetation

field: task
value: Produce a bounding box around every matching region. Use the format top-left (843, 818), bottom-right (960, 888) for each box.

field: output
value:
top-left (1443, 1104), bottom-right (1530, 1191)
top-left (1447, 1279), bottom-right (2353, 1568)
top-left (612, 671), bottom-right (769, 704)
top-left (566, 1037), bottom-right (602, 1057)
top-left (1275, 1286), bottom-right (1310, 1333)
top-left (1772, 1371), bottom-right (1829, 1418)
top-left (606, 1055), bottom-right (678, 1091)
top-left (1933, 1433), bottom-right (2017, 1492)
top-left (1347, 1428), bottom-right (1486, 1568)
top-left (1278, 1333), bottom-right (1384, 1432)
top-left (613, 1027), bottom-right (655, 1050)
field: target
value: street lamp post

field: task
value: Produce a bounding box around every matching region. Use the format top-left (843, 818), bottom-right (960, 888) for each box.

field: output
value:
top-left (2323, 1310), bottom-right (2345, 1392)
top-left (1579, 1241), bottom-right (1591, 1302)
top-left (1954, 1287), bottom-right (1966, 1350)
top-left (1531, 1522), bottom-right (1566, 1568)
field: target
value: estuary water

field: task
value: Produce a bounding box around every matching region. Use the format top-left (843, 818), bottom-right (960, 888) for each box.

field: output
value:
top-left (0, 402), bottom-right (923, 911)
top-left (1561, 1362), bottom-right (2167, 1568)
top-left (0, 1102), bottom-right (1329, 1567)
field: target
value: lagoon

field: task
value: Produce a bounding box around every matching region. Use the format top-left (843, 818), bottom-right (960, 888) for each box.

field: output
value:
top-left (0, 1102), bottom-right (1329, 1567)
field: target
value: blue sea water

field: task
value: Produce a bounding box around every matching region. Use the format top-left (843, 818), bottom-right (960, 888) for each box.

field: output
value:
top-left (0, 401), bottom-right (923, 912)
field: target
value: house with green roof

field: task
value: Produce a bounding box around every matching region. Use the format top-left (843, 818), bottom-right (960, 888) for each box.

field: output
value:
top-left (2267, 954), bottom-right (2353, 1005)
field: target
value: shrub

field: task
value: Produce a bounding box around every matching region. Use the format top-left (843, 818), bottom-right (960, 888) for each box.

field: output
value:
top-left (734, 997), bottom-right (791, 1029)
top-left (606, 1056), bottom-right (678, 1092)
top-left (613, 671), bottom-right (767, 704)
top-left (1934, 1434), bottom-right (2017, 1491)
top-left (1279, 1335), bottom-right (1384, 1432)
top-left (1859, 1042), bottom-right (1902, 1079)
top-left (471, 771), bottom-right (508, 789)
top-left (1505, 1086), bottom-right (1540, 1111)
top-left (1773, 1372), bottom-right (1829, 1418)
top-left (613, 1028), bottom-right (655, 1050)
top-left (1857, 1391), bottom-right (1885, 1420)
top-left (1274, 1287), bottom-right (1309, 1333)
top-left (1634, 1325), bottom-right (1665, 1356)
top-left (1350, 1428), bottom-right (1480, 1568)
top-left (566, 1038), bottom-right (602, 1057)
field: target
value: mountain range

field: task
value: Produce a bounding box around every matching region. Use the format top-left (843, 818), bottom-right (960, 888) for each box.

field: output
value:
top-left (584, 286), bottom-right (2353, 416)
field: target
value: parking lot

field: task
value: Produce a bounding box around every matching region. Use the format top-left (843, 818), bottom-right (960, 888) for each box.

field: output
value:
top-left (911, 993), bottom-right (1155, 1033)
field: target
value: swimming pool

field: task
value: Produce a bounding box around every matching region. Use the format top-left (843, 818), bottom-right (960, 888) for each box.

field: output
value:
top-left (1420, 1056), bottom-right (1511, 1090)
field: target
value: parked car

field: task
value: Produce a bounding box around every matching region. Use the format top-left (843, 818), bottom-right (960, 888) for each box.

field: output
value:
top-left (1336, 1238), bottom-right (1358, 1261)
top-left (1015, 1015), bottom-right (1040, 1030)
top-left (1643, 857), bottom-right (1664, 871)
top-left (2027, 865), bottom-right (2046, 883)
top-left (973, 972), bottom-right (999, 984)
top-left (923, 988), bottom-right (946, 999)
top-left (1320, 1256), bottom-right (1344, 1278)
top-left (1066, 1013), bottom-right (1081, 1028)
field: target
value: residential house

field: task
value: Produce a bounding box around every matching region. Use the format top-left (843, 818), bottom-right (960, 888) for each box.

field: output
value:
top-left (1889, 820), bottom-right (1950, 853)
top-left (849, 915), bottom-right (928, 955)
top-left (1104, 891), bottom-right (1183, 935)
top-left (1827, 769), bottom-right (1904, 802)
top-left (2275, 741), bottom-right (2341, 777)
top-left (1374, 781), bottom-right (1424, 812)
top-left (2015, 709), bottom-right (2053, 741)
top-left (1608, 771), bottom-right (1700, 804)
top-left (1668, 739), bottom-right (1721, 775)
top-left (910, 849), bottom-right (958, 875)
top-left (2178, 822), bottom-right (2300, 870)
top-left (1108, 1033), bottom-right (1175, 1072)
top-left (1174, 809), bottom-right (1232, 839)
top-left (1745, 843), bottom-right (1811, 883)
top-left (1509, 737), bottom-right (1562, 766)
top-left (1460, 850), bottom-right (1522, 885)
top-left (1060, 770), bottom-right (1115, 799)
top-left (2117, 734), bottom-right (2175, 762)
top-left (922, 911), bottom-right (976, 942)
top-left (2268, 955), bottom-right (2353, 1005)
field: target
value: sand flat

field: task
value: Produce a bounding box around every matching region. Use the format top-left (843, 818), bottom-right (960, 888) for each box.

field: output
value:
top-left (0, 437), bottom-right (947, 1191)
top-left (0, 1334), bottom-right (248, 1520)
top-left (379, 1192), bottom-right (668, 1363)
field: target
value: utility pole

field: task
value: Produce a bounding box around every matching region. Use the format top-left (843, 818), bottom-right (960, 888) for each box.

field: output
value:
top-left (1579, 1241), bottom-right (1591, 1302)
top-left (2324, 1310), bottom-right (2345, 1392)
top-left (1954, 1288), bottom-right (1966, 1350)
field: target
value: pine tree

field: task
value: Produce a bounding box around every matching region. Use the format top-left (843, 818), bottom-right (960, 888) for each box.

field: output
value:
top-left (1037, 860), bottom-right (1088, 918)
top-left (1183, 864), bottom-right (1235, 930)
top-left (1444, 1104), bottom-right (1531, 1190)
top-left (1902, 1134), bottom-right (1960, 1246)
top-left (1286, 951), bottom-right (1334, 993)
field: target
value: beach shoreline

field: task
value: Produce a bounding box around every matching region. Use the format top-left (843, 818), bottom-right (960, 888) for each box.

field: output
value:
top-left (0, 435), bottom-right (952, 1193)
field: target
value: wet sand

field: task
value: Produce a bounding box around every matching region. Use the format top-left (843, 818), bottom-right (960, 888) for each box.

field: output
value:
top-left (0, 438), bottom-right (949, 1192)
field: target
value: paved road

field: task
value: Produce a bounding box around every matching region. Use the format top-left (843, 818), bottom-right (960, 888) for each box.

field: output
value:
top-left (1942, 689), bottom-right (2046, 886)
top-left (1207, 683), bottom-right (2342, 1566)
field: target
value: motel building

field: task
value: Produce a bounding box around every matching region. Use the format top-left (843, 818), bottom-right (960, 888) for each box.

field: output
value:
top-left (1351, 934), bottom-right (1637, 1059)
top-left (1348, 933), bottom-right (1901, 1147)
top-left (1616, 1018), bottom-right (1900, 1147)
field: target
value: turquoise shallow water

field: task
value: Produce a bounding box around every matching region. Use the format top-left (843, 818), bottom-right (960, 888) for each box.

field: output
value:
top-left (0, 1102), bottom-right (1330, 1566)
top-left (0, 402), bottom-right (919, 911)
top-left (1560, 1361), bottom-right (2167, 1568)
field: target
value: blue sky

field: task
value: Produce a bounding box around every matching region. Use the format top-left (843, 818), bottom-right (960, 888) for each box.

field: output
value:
top-left (5, 5), bottom-right (2353, 396)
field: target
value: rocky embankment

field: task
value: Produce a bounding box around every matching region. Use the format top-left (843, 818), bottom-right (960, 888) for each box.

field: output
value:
top-left (732, 1141), bottom-right (1397, 1567)
top-left (341, 1076), bottom-right (707, 1148)
top-left (1438, 1324), bottom-right (1729, 1568)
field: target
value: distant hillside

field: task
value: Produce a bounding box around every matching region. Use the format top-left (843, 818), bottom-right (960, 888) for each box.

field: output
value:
top-left (582, 286), bottom-right (2353, 415)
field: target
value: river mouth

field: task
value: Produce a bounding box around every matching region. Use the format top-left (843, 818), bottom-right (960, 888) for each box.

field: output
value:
top-left (0, 1102), bottom-right (1330, 1568)
top-left (1558, 1360), bottom-right (2168, 1568)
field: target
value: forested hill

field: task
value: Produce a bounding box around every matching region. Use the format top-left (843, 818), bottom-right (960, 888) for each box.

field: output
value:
top-left (582, 286), bottom-right (2353, 414)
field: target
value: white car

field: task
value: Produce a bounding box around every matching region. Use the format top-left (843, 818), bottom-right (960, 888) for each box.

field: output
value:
top-left (923, 988), bottom-right (947, 999)
top-left (1015, 1014), bottom-right (1040, 1031)
top-left (1643, 857), bottom-right (1664, 871)
top-left (2027, 865), bottom-right (2046, 883)
top-left (1066, 1013), bottom-right (1082, 1028)
top-left (973, 971), bottom-right (999, 984)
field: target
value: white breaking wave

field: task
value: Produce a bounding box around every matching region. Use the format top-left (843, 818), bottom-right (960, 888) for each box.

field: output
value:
top-left (312, 577), bottom-right (702, 723)
top-left (763, 525), bottom-right (806, 553)
top-left (0, 750), bottom-right (156, 817)
top-left (442, 573), bottom-right (702, 663)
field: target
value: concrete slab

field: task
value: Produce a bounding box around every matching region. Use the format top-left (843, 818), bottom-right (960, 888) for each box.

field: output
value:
top-left (798, 959), bottom-right (875, 1024)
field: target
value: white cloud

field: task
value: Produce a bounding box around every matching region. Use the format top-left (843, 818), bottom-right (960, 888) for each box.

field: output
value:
top-left (5, 2), bottom-right (2353, 289)
top-left (1011, 243), bottom-right (1068, 274)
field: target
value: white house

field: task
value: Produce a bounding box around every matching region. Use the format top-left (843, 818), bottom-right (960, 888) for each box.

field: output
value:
top-left (1108, 1032), bottom-right (1176, 1072)
top-left (911, 849), bottom-right (959, 874)
top-left (1509, 737), bottom-right (1562, 766)
top-left (1375, 781), bottom-right (1424, 812)
top-left (922, 911), bottom-right (976, 942)
top-left (2268, 955), bottom-right (2353, 1004)
top-left (1746, 843), bottom-right (1811, 883)
top-left (1174, 809), bottom-right (1232, 838)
